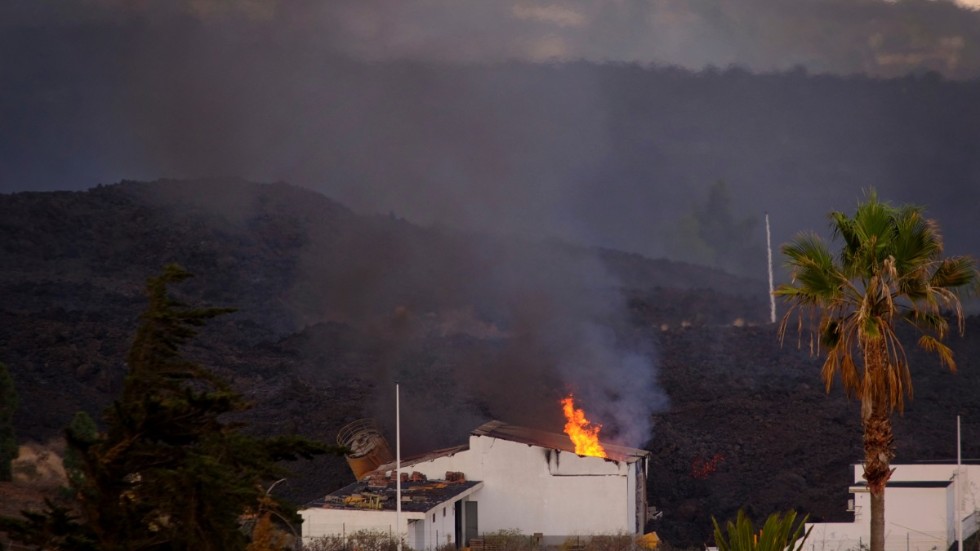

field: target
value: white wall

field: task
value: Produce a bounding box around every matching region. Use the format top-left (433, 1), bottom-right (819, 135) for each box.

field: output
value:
top-left (417, 502), bottom-right (456, 550)
top-left (806, 486), bottom-right (950, 551)
top-left (302, 433), bottom-right (646, 547)
top-left (300, 508), bottom-right (424, 544)
top-left (300, 483), bottom-right (482, 550)
top-left (890, 464), bottom-right (979, 517)
top-left (806, 463), bottom-right (980, 551)
top-left (301, 504), bottom-right (457, 550)
top-left (391, 433), bottom-right (644, 539)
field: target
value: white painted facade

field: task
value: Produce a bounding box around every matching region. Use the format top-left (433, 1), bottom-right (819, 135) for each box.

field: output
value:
top-left (301, 484), bottom-right (482, 551)
top-left (300, 422), bottom-right (650, 550)
top-left (806, 463), bottom-right (980, 551)
top-left (394, 432), bottom-right (646, 540)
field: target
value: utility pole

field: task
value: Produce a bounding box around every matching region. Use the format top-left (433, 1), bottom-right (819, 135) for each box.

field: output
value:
top-left (957, 415), bottom-right (963, 551)
top-left (397, 382), bottom-right (402, 551)
top-left (766, 212), bottom-right (776, 324)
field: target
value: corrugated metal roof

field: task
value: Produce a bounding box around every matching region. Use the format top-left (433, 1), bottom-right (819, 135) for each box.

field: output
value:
top-left (471, 420), bottom-right (651, 463)
top-left (370, 420), bottom-right (650, 476)
top-left (374, 444), bottom-right (470, 473)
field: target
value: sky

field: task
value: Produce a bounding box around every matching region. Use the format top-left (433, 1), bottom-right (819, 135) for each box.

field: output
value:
top-left (3, 0), bottom-right (978, 72)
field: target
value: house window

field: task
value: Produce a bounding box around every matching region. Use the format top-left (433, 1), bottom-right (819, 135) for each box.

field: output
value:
top-left (443, 507), bottom-right (446, 517)
top-left (433, 513), bottom-right (436, 523)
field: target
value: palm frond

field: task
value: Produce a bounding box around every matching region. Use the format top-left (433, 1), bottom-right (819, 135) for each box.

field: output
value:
top-left (779, 233), bottom-right (843, 302)
top-left (930, 257), bottom-right (978, 290)
top-left (905, 310), bottom-right (949, 340)
top-left (891, 206), bottom-right (941, 274)
top-left (847, 192), bottom-right (898, 272)
top-left (918, 335), bottom-right (957, 373)
top-left (779, 191), bottom-right (973, 419)
top-left (897, 276), bottom-right (930, 303)
top-left (820, 319), bottom-right (841, 349)
top-left (881, 323), bottom-right (912, 412)
top-left (830, 211), bottom-right (860, 265)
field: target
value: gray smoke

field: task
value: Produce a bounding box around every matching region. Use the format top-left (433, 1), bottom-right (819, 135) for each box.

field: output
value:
top-left (4, 0), bottom-right (980, 449)
top-left (4, 0), bottom-right (980, 260)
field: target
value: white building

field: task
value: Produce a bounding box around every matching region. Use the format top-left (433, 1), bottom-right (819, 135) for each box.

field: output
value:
top-left (300, 420), bottom-right (652, 550)
top-left (806, 463), bottom-right (980, 551)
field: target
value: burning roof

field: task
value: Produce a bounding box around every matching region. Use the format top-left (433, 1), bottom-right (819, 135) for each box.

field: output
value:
top-left (372, 420), bottom-right (650, 475)
top-left (368, 421), bottom-right (651, 476)
top-left (472, 421), bottom-right (650, 463)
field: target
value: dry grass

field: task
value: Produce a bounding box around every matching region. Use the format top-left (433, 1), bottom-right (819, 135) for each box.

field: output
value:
top-left (1, 439), bottom-right (69, 519)
top-left (10, 439), bottom-right (68, 487)
top-left (303, 529), bottom-right (405, 551)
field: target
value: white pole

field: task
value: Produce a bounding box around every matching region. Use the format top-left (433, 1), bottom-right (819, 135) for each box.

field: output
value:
top-left (397, 383), bottom-right (403, 551)
top-left (957, 415), bottom-right (963, 551)
top-left (766, 212), bottom-right (776, 324)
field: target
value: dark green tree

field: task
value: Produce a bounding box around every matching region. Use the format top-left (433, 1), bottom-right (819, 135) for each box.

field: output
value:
top-left (0, 500), bottom-right (97, 551)
top-left (3, 264), bottom-right (330, 551)
top-left (62, 411), bottom-right (98, 496)
top-left (0, 361), bottom-right (18, 481)
top-left (669, 181), bottom-right (763, 276)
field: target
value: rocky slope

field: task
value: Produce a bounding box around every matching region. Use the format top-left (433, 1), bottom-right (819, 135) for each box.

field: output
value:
top-left (1, 179), bottom-right (977, 547)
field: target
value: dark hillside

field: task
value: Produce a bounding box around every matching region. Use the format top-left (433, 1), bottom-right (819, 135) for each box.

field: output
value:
top-left (1, 180), bottom-right (977, 546)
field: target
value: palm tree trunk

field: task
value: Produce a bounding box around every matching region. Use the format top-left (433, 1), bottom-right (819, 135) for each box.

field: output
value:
top-left (863, 407), bottom-right (895, 551)
top-left (870, 489), bottom-right (886, 551)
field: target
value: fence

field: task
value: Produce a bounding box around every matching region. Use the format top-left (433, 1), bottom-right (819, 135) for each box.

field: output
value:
top-left (805, 531), bottom-right (948, 551)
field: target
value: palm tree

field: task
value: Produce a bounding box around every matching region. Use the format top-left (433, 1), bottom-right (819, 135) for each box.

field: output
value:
top-left (775, 191), bottom-right (977, 551)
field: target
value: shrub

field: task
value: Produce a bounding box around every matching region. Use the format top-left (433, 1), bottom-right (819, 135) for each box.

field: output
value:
top-left (712, 509), bottom-right (811, 551)
top-left (482, 529), bottom-right (535, 551)
top-left (559, 532), bottom-right (637, 551)
top-left (304, 529), bottom-right (406, 551)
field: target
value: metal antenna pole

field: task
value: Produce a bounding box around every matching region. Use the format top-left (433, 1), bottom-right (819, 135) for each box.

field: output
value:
top-left (397, 382), bottom-right (402, 551)
top-left (957, 415), bottom-right (963, 551)
top-left (766, 212), bottom-right (776, 324)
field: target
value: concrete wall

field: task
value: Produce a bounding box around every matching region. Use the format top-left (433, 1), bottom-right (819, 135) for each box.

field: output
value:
top-left (806, 463), bottom-right (980, 551)
top-left (301, 433), bottom-right (646, 548)
top-left (393, 433), bottom-right (643, 540)
top-left (300, 508), bottom-right (424, 545)
top-left (301, 504), bottom-right (457, 551)
top-left (416, 503), bottom-right (457, 550)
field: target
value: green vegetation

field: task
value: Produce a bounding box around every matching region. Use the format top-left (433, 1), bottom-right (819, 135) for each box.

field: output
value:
top-left (668, 181), bottom-right (762, 277)
top-left (0, 361), bottom-right (17, 481)
top-left (61, 411), bottom-right (98, 499)
top-left (0, 264), bottom-right (332, 550)
top-left (776, 190), bottom-right (977, 551)
top-left (712, 509), bottom-right (810, 551)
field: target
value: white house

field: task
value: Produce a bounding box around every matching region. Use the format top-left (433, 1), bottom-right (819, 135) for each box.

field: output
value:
top-left (806, 463), bottom-right (980, 551)
top-left (300, 420), bottom-right (652, 550)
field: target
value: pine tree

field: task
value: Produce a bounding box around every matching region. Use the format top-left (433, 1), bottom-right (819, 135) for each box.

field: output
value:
top-left (2, 264), bottom-right (331, 550)
top-left (62, 411), bottom-right (98, 497)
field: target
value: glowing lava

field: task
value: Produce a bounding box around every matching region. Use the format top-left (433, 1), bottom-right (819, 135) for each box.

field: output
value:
top-left (560, 395), bottom-right (607, 458)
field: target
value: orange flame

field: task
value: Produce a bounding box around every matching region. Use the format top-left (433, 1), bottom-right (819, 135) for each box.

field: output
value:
top-left (560, 395), bottom-right (607, 458)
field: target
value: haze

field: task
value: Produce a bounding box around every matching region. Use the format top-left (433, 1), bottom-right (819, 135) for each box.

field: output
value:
top-left (3, 0), bottom-right (980, 271)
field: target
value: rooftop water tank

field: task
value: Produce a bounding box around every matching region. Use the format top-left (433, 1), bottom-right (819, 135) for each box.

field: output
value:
top-left (337, 418), bottom-right (394, 480)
